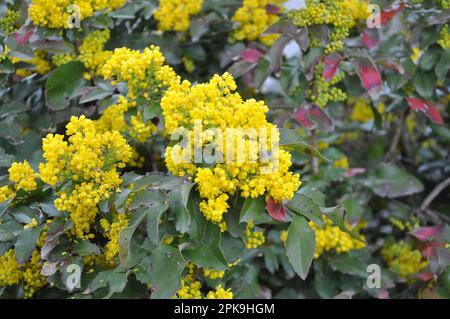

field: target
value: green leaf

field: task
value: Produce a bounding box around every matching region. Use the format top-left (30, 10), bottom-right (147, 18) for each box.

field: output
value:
top-left (168, 183), bottom-right (194, 234)
top-left (0, 101), bottom-right (28, 118)
top-left (365, 163), bottom-right (424, 198)
top-left (184, 222), bottom-right (228, 270)
top-left (118, 207), bottom-right (149, 264)
top-left (45, 61), bottom-right (87, 110)
top-left (14, 226), bottom-right (42, 264)
top-left (279, 128), bottom-right (329, 162)
top-left (435, 49), bottom-right (450, 80)
top-left (150, 245), bottom-right (186, 299)
top-left (239, 196), bottom-right (272, 224)
top-left (413, 70), bottom-right (436, 99)
top-left (286, 193), bottom-right (323, 226)
top-left (73, 241), bottom-right (101, 256)
top-left (146, 200), bottom-right (169, 244)
top-left (285, 215), bottom-right (315, 280)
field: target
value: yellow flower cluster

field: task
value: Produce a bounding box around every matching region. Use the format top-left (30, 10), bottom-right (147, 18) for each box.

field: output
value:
top-left (52, 53), bottom-right (77, 67)
top-left (39, 115), bottom-right (132, 239)
top-left (203, 268), bottom-right (225, 280)
top-left (350, 98), bottom-right (385, 122)
top-left (288, 0), bottom-right (369, 53)
top-left (438, 24), bottom-right (450, 49)
top-left (100, 212), bottom-right (129, 264)
top-left (389, 216), bottom-right (420, 232)
top-left (28, 0), bottom-right (126, 29)
top-left (8, 161), bottom-right (38, 192)
top-left (176, 263), bottom-right (233, 299)
top-left (102, 45), bottom-right (179, 99)
top-left (0, 249), bottom-right (46, 298)
top-left (176, 263), bottom-right (202, 299)
top-left (244, 220), bottom-right (265, 249)
top-left (206, 285), bottom-right (233, 299)
top-left (162, 73), bottom-right (300, 224)
top-left (231, 0), bottom-right (286, 46)
top-left (0, 9), bottom-right (20, 34)
top-left (333, 155), bottom-right (349, 169)
top-left (79, 29), bottom-right (112, 76)
top-left (0, 160), bottom-right (38, 203)
top-left (0, 185), bottom-right (14, 203)
top-left (12, 50), bottom-right (52, 77)
top-left (0, 249), bottom-right (22, 287)
top-left (22, 250), bottom-right (47, 298)
top-left (381, 241), bottom-right (428, 279)
top-left (310, 216), bottom-right (366, 258)
top-left (154, 0), bottom-right (203, 32)
top-left (310, 62), bottom-right (346, 107)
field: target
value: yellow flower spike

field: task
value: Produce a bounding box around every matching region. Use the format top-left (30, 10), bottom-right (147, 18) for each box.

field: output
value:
top-left (154, 0), bottom-right (203, 32)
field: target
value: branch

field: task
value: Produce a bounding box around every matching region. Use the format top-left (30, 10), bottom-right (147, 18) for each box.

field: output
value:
top-left (420, 177), bottom-right (450, 212)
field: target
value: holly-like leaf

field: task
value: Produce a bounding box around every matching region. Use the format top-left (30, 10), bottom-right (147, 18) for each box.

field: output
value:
top-left (14, 226), bottom-right (42, 264)
top-left (323, 53), bottom-right (342, 81)
top-left (183, 222), bottom-right (228, 270)
top-left (45, 61), bottom-right (87, 110)
top-left (150, 245), bottom-right (186, 299)
top-left (406, 98), bottom-right (444, 125)
top-left (352, 57), bottom-right (383, 99)
top-left (365, 163), bottom-right (424, 198)
top-left (285, 215), bottom-right (315, 280)
top-left (240, 196), bottom-right (272, 224)
top-left (266, 197), bottom-right (286, 222)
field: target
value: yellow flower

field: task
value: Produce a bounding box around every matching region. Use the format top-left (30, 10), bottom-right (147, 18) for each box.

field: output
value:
top-left (79, 29), bottom-right (112, 75)
top-left (162, 73), bottom-right (300, 224)
top-left (28, 0), bottom-right (126, 29)
top-left (333, 155), bottom-right (349, 170)
top-left (0, 9), bottom-right (20, 34)
top-left (0, 249), bottom-right (23, 287)
top-left (438, 24), bottom-right (450, 49)
top-left (8, 160), bottom-right (38, 192)
top-left (381, 241), bottom-right (428, 279)
top-left (39, 115), bottom-right (132, 239)
top-left (231, 0), bottom-right (287, 46)
top-left (410, 47), bottom-right (422, 64)
top-left (203, 268), bottom-right (225, 280)
top-left (206, 285), bottom-right (233, 299)
top-left (310, 216), bottom-right (366, 258)
top-left (350, 98), bottom-right (384, 122)
top-left (154, 0), bottom-right (203, 32)
top-left (101, 213), bottom-right (129, 264)
top-left (244, 220), bottom-right (265, 249)
top-left (289, 0), bottom-right (368, 53)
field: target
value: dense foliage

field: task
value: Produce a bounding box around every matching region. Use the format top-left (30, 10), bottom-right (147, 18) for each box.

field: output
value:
top-left (0, 0), bottom-right (449, 299)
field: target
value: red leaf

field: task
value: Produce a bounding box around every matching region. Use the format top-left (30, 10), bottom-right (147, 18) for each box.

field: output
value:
top-left (427, 104), bottom-right (444, 125)
top-left (241, 49), bottom-right (264, 63)
top-left (406, 98), bottom-right (444, 125)
top-left (422, 242), bottom-right (445, 259)
top-left (356, 59), bottom-right (383, 97)
top-left (416, 272), bottom-right (434, 282)
top-left (266, 198), bottom-right (286, 221)
top-left (406, 98), bottom-right (427, 112)
top-left (293, 107), bottom-right (315, 129)
top-left (362, 29), bottom-right (380, 49)
top-left (377, 289), bottom-right (390, 299)
top-left (343, 168), bottom-right (366, 177)
top-left (380, 3), bottom-right (405, 25)
top-left (265, 4), bottom-right (281, 15)
top-left (14, 30), bottom-right (33, 46)
top-left (410, 226), bottom-right (442, 241)
top-left (323, 53), bottom-right (341, 81)
top-left (293, 105), bottom-right (333, 132)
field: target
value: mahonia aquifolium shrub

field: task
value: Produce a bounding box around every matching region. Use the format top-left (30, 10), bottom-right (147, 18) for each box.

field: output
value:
top-left (0, 0), bottom-right (449, 299)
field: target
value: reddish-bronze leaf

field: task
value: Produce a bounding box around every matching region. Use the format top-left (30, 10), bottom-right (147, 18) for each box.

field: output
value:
top-left (323, 53), bottom-right (341, 81)
top-left (266, 197), bottom-right (286, 221)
